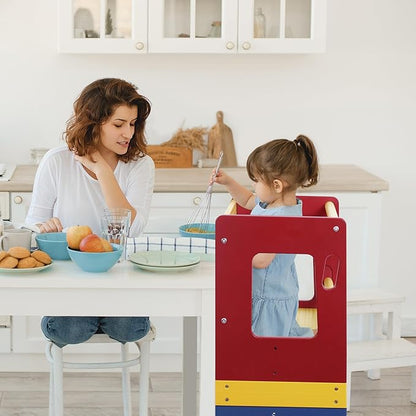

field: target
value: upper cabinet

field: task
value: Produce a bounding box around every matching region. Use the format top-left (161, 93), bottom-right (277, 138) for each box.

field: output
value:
top-left (58, 0), bottom-right (148, 53)
top-left (58, 0), bottom-right (326, 54)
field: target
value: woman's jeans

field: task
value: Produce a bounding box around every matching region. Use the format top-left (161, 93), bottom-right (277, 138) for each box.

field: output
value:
top-left (41, 316), bottom-right (150, 348)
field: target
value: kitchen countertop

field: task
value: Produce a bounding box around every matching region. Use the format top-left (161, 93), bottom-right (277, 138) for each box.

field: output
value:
top-left (0, 164), bottom-right (389, 193)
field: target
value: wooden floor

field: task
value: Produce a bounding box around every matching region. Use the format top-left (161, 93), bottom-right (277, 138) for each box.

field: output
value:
top-left (0, 368), bottom-right (415, 415)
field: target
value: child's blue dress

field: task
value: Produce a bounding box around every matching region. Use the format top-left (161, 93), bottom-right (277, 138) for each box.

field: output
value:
top-left (251, 198), bottom-right (313, 338)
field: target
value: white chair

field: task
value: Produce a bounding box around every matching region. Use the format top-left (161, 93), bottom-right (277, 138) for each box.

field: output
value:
top-left (45, 324), bottom-right (156, 416)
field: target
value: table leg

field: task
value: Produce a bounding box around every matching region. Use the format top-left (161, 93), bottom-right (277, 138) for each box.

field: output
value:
top-left (199, 290), bottom-right (215, 415)
top-left (182, 316), bottom-right (198, 416)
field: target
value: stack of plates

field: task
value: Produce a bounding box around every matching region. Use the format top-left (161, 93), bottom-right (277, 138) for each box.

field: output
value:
top-left (129, 251), bottom-right (200, 272)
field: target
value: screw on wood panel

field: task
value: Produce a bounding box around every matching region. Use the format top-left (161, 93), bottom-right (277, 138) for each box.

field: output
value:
top-left (333, 225), bottom-right (340, 232)
top-left (273, 346), bottom-right (278, 350)
top-left (221, 317), bottom-right (227, 324)
top-left (221, 237), bottom-right (228, 244)
top-left (225, 384), bottom-right (229, 388)
top-left (225, 397), bottom-right (229, 402)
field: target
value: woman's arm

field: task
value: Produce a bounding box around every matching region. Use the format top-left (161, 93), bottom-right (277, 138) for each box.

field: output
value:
top-left (25, 150), bottom-right (63, 232)
top-left (75, 152), bottom-right (138, 222)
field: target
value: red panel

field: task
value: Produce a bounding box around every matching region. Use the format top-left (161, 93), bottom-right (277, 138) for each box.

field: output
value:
top-left (215, 207), bottom-right (346, 383)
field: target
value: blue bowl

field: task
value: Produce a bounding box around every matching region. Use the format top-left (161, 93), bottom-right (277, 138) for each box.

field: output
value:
top-left (67, 244), bottom-right (123, 273)
top-left (35, 232), bottom-right (70, 260)
top-left (179, 223), bottom-right (215, 240)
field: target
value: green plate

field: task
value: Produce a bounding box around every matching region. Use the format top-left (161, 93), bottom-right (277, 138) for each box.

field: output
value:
top-left (129, 251), bottom-right (200, 272)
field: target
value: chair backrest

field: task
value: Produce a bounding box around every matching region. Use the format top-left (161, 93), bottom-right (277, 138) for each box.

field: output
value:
top-left (215, 196), bottom-right (347, 411)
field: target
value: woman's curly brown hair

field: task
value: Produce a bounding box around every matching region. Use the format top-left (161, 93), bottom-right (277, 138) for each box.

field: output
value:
top-left (65, 78), bottom-right (151, 162)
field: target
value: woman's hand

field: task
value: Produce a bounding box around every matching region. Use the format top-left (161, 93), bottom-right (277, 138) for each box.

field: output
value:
top-left (37, 217), bottom-right (63, 233)
top-left (74, 151), bottom-right (111, 177)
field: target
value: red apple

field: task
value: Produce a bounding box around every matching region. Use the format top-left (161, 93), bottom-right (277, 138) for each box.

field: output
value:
top-left (79, 234), bottom-right (105, 252)
top-left (66, 225), bottom-right (93, 250)
top-left (100, 238), bottom-right (113, 252)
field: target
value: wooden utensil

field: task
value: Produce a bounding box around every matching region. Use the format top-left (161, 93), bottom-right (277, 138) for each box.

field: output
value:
top-left (207, 111), bottom-right (238, 167)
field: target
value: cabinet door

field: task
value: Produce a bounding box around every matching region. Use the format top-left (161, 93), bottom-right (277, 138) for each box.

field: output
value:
top-left (149, 0), bottom-right (238, 53)
top-left (0, 192), bottom-right (10, 221)
top-left (58, 0), bottom-right (148, 53)
top-left (238, 0), bottom-right (326, 53)
top-left (10, 192), bottom-right (32, 224)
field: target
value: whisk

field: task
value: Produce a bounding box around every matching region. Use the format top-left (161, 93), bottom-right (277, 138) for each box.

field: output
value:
top-left (185, 151), bottom-right (224, 233)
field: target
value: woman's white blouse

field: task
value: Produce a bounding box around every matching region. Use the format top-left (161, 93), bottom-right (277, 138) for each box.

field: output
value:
top-left (25, 146), bottom-right (155, 237)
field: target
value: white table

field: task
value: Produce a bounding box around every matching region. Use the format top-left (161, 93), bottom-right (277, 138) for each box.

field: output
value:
top-left (0, 259), bottom-right (215, 415)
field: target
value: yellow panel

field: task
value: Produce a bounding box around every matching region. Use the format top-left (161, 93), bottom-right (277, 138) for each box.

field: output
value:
top-left (297, 307), bottom-right (318, 330)
top-left (216, 380), bottom-right (346, 408)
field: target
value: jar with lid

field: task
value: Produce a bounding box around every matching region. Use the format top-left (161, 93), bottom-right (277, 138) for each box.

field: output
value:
top-left (254, 8), bottom-right (266, 38)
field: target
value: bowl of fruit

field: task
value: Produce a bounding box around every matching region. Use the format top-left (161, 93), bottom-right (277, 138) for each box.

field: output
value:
top-left (66, 225), bottom-right (122, 273)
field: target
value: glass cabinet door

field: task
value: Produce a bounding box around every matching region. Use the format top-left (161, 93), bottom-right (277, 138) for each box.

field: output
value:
top-left (239, 0), bottom-right (326, 53)
top-left (58, 0), bottom-right (148, 53)
top-left (149, 0), bottom-right (238, 53)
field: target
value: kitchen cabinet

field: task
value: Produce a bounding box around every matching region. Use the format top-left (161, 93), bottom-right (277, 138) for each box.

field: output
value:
top-left (0, 192), bottom-right (10, 221)
top-left (150, 0), bottom-right (326, 54)
top-left (58, 0), bottom-right (148, 53)
top-left (58, 0), bottom-right (326, 54)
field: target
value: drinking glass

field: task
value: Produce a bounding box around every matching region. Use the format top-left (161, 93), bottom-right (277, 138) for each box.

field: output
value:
top-left (101, 208), bottom-right (131, 260)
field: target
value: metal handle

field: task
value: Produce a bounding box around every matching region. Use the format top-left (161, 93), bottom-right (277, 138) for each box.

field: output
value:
top-left (207, 151), bottom-right (224, 194)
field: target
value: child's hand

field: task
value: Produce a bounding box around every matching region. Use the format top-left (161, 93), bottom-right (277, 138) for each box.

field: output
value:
top-left (211, 168), bottom-right (229, 186)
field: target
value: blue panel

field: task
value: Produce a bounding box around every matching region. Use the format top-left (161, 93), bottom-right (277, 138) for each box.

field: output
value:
top-left (216, 406), bottom-right (347, 416)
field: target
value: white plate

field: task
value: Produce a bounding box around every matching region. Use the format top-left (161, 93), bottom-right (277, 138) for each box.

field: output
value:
top-left (129, 251), bottom-right (200, 272)
top-left (0, 263), bottom-right (52, 274)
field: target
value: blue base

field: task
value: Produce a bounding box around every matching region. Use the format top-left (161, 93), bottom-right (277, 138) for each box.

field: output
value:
top-left (216, 406), bottom-right (346, 416)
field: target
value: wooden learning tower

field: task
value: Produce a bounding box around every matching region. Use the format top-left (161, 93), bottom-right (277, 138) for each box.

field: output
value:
top-left (215, 196), bottom-right (347, 415)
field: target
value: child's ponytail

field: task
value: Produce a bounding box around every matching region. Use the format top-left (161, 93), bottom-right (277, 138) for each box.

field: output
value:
top-left (293, 135), bottom-right (319, 187)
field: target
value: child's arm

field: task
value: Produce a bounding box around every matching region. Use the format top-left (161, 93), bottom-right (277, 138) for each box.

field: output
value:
top-left (213, 169), bottom-right (256, 211)
top-left (252, 253), bottom-right (276, 269)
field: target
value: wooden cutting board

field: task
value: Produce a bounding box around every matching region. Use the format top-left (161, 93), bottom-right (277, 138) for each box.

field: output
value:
top-left (207, 111), bottom-right (238, 167)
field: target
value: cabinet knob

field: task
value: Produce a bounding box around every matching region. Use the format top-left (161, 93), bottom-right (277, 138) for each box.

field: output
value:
top-left (225, 41), bottom-right (235, 50)
top-left (242, 41), bottom-right (251, 50)
top-left (193, 197), bottom-right (202, 206)
top-left (14, 195), bottom-right (23, 204)
top-left (135, 42), bottom-right (145, 51)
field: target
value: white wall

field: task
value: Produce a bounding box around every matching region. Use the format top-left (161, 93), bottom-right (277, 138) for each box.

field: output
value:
top-left (1, 1), bottom-right (416, 329)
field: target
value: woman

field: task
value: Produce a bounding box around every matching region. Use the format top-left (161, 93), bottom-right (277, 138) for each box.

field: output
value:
top-left (26, 78), bottom-right (154, 347)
